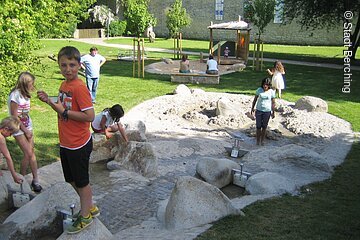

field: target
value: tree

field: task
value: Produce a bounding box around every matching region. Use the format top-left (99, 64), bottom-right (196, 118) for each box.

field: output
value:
top-left (122, 0), bottom-right (156, 37)
top-left (165, 0), bottom-right (192, 38)
top-left (281, 0), bottom-right (360, 60)
top-left (244, 0), bottom-right (276, 40)
top-left (0, 0), bottom-right (95, 106)
top-left (244, 0), bottom-right (276, 70)
top-left (32, 0), bottom-right (96, 38)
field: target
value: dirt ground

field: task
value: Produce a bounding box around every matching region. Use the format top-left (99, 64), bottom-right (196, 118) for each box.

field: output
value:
top-left (144, 59), bottom-right (240, 75)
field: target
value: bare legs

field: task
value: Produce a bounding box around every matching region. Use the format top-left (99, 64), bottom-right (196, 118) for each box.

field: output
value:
top-left (14, 134), bottom-right (39, 182)
top-left (256, 128), bottom-right (267, 146)
top-left (70, 182), bottom-right (94, 217)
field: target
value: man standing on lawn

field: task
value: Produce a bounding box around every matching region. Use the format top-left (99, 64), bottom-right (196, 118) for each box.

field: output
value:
top-left (80, 47), bottom-right (106, 104)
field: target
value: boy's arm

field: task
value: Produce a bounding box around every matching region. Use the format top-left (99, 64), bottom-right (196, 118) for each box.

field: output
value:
top-left (66, 108), bottom-right (95, 122)
top-left (0, 137), bottom-right (22, 183)
top-left (37, 91), bottom-right (95, 122)
top-left (117, 122), bottom-right (128, 142)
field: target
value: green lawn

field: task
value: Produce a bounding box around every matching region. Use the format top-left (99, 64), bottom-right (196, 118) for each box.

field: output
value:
top-left (106, 37), bottom-right (360, 65)
top-left (1, 39), bottom-right (359, 239)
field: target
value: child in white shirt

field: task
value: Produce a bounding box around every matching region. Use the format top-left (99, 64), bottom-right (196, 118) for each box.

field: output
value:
top-left (92, 104), bottom-right (128, 141)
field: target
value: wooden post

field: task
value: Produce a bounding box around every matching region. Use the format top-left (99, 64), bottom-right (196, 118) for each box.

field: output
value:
top-left (173, 36), bottom-right (176, 59)
top-left (179, 32), bottom-right (182, 57)
top-left (252, 38), bottom-right (264, 71)
top-left (209, 28), bottom-right (214, 55)
top-left (217, 43), bottom-right (221, 65)
top-left (252, 38), bottom-right (256, 70)
top-left (133, 38), bottom-right (136, 77)
top-left (261, 40), bottom-right (264, 71)
top-left (137, 38), bottom-right (141, 78)
top-left (176, 35), bottom-right (179, 59)
top-left (142, 38), bottom-right (145, 78)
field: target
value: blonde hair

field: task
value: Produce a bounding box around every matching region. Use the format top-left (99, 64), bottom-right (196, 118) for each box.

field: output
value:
top-left (0, 116), bottom-right (20, 133)
top-left (11, 72), bottom-right (35, 99)
top-left (274, 61), bottom-right (285, 74)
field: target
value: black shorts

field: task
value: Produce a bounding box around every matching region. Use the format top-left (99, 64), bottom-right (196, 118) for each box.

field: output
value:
top-left (255, 110), bottom-right (271, 129)
top-left (60, 138), bottom-right (93, 188)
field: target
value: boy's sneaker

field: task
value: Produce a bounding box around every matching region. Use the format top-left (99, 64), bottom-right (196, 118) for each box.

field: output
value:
top-left (67, 215), bottom-right (93, 234)
top-left (72, 205), bottom-right (100, 220)
top-left (31, 181), bottom-right (42, 193)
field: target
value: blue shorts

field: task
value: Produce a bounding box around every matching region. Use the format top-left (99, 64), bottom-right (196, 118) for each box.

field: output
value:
top-left (255, 110), bottom-right (271, 129)
top-left (60, 138), bottom-right (93, 188)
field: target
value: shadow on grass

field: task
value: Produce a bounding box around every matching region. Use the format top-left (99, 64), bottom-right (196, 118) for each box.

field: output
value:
top-left (102, 59), bottom-right (360, 105)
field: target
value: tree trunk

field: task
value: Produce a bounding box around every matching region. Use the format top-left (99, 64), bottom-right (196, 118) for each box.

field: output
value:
top-left (349, 12), bottom-right (360, 60)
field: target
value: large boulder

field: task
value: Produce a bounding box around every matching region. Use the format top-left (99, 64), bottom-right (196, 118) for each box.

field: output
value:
top-left (294, 96), bottom-right (328, 112)
top-left (0, 171), bottom-right (31, 210)
top-left (245, 171), bottom-right (297, 195)
top-left (1, 182), bottom-right (79, 240)
top-left (196, 158), bottom-right (239, 188)
top-left (216, 96), bottom-right (242, 117)
top-left (56, 218), bottom-right (112, 240)
top-left (107, 141), bottom-right (158, 177)
top-left (164, 176), bottom-right (241, 230)
top-left (241, 144), bottom-right (332, 188)
top-left (173, 84), bottom-right (191, 95)
top-left (90, 120), bottom-right (147, 163)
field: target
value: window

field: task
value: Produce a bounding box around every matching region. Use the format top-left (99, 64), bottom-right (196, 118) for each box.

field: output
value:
top-left (215, 0), bottom-right (224, 20)
top-left (274, 0), bottom-right (284, 23)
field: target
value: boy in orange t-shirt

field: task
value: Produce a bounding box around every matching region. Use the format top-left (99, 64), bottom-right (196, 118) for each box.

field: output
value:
top-left (37, 46), bottom-right (99, 234)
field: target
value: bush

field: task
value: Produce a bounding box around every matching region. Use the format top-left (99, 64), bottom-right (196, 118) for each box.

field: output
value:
top-left (107, 20), bottom-right (127, 37)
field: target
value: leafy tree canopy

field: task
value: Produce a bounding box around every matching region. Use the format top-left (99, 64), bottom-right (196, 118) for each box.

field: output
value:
top-left (281, 0), bottom-right (360, 59)
top-left (165, 0), bottom-right (192, 38)
top-left (122, 0), bottom-right (156, 37)
top-left (244, 0), bottom-right (276, 40)
top-left (0, 0), bottom-right (95, 106)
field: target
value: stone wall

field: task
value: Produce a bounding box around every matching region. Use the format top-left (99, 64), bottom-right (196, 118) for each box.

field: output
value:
top-left (147, 0), bottom-right (343, 46)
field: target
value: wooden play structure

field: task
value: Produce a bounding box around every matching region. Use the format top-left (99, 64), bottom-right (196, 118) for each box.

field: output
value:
top-left (208, 18), bottom-right (251, 65)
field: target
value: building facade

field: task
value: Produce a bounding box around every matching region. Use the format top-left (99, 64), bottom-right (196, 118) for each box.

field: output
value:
top-left (100, 0), bottom-right (344, 46)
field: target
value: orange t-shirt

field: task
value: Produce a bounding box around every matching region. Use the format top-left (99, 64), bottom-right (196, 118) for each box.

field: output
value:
top-left (58, 79), bottom-right (93, 149)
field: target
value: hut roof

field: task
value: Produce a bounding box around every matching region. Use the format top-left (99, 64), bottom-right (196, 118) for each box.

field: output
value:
top-left (208, 21), bottom-right (250, 30)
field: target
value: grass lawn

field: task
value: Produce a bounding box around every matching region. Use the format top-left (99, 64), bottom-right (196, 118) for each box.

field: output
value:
top-left (106, 37), bottom-right (360, 65)
top-left (1, 39), bottom-right (359, 238)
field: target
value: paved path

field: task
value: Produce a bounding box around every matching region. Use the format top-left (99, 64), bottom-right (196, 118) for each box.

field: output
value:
top-left (72, 37), bottom-right (360, 71)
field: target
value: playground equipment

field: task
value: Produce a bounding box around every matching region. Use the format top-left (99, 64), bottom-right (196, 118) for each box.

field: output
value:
top-left (208, 17), bottom-right (251, 65)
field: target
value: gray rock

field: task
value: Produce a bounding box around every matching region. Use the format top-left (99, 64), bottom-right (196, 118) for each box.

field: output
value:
top-left (246, 171), bottom-right (297, 195)
top-left (173, 84), bottom-right (191, 95)
top-left (56, 218), bottom-right (113, 240)
top-left (242, 144), bottom-right (332, 187)
top-left (2, 182), bottom-right (79, 240)
top-left (196, 158), bottom-right (239, 188)
top-left (90, 146), bottom-right (112, 163)
top-left (294, 96), bottom-right (328, 112)
top-left (165, 176), bottom-right (240, 230)
top-left (0, 172), bottom-right (30, 209)
top-left (109, 141), bottom-right (158, 177)
top-left (216, 96), bottom-right (241, 117)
